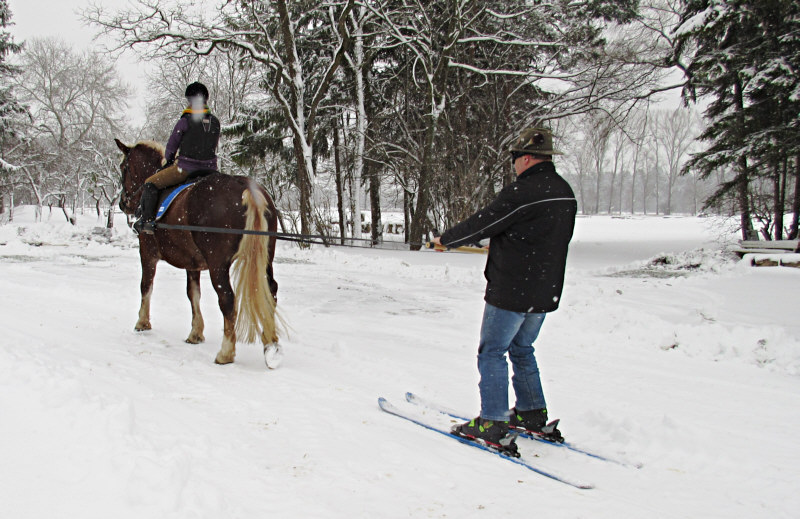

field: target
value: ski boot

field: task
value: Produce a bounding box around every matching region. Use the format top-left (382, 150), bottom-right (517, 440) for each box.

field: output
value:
top-left (451, 417), bottom-right (519, 457)
top-left (509, 408), bottom-right (564, 443)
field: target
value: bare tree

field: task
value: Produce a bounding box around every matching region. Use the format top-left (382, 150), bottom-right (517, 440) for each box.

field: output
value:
top-left (82, 139), bottom-right (127, 228)
top-left (341, 4), bottom-right (372, 241)
top-left (12, 38), bottom-right (129, 222)
top-left (607, 125), bottom-right (628, 214)
top-left (86, 0), bottom-right (356, 237)
top-left (652, 107), bottom-right (699, 215)
top-left (587, 113), bottom-right (614, 214)
top-left (628, 108), bottom-right (649, 214)
top-left (560, 102), bottom-right (712, 216)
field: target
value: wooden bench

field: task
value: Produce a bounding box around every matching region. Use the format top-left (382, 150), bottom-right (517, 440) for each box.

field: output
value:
top-left (733, 239), bottom-right (800, 256)
top-left (732, 239), bottom-right (800, 267)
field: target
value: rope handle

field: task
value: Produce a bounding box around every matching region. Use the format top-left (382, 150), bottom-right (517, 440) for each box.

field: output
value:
top-left (425, 242), bottom-right (488, 254)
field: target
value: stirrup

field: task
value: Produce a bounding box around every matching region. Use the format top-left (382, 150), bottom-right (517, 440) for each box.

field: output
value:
top-left (141, 221), bottom-right (156, 234)
top-left (133, 219), bottom-right (155, 235)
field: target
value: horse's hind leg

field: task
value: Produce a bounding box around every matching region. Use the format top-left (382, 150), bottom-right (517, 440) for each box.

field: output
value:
top-left (267, 262), bottom-right (279, 304)
top-left (209, 266), bottom-right (236, 364)
top-left (135, 254), bottom-right (158, 331)
top-left (266, 262), bottom-right (279, 343)
top-left (185, 270), bottom-right (205, 344)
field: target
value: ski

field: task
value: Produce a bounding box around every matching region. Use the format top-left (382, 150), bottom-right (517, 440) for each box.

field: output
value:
top-left (405, 392), bottom-right (641, 468)
top-left (378, 397), bottom-right (594, 490)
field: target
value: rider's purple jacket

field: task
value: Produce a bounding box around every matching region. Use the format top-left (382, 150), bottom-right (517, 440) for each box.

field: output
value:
top-left (164, 110), bottom-right (221, 174)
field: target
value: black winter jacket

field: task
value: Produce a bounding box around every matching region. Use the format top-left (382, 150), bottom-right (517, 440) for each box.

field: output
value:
top-left (440, 161), bottom-right (577, 313)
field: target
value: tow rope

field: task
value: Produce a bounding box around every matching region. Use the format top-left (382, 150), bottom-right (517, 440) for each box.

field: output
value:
top-left (151, 222), bottom-right (487, 254)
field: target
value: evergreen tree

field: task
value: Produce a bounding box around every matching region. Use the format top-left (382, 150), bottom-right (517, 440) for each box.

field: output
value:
top-left (676, 0), bottom-right (800, 239)
top-left (0, 0), bottom-right (25, 215)
top-left (743, 1), bottom-right (800, 238)
top-left (0, 0), bottom-right (23, 137)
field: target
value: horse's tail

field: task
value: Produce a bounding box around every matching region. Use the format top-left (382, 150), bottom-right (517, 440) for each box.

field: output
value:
top-left (231, 184), bottom-right (280, 345)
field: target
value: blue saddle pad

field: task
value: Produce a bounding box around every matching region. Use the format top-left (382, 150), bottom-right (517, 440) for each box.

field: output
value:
top-left (155, 181), bottom-right (196, 220)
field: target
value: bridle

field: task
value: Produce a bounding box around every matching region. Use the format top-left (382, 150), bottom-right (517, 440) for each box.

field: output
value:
top-left (120, 155), bottom-right (144, 209)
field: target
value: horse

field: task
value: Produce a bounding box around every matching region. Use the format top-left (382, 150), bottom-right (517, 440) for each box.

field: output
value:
top-left (114, 138), bottom-right (281, 366)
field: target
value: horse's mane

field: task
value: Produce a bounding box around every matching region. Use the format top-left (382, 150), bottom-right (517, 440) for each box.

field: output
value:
top-left (135, 140), bottom-right (165, 158)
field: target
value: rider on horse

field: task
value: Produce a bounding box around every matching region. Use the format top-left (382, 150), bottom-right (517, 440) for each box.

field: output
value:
top-left (134, 82), bottom-right (222, 234)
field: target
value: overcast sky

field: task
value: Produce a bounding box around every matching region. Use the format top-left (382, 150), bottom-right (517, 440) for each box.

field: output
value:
top-left (9, 0), bottom-right (149, 125)
top-left (10, 0), bottom-right (96, 47)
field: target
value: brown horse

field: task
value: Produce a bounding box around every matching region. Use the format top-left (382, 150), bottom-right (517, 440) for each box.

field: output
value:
top-left (115, 139), bottom-right (281, 366)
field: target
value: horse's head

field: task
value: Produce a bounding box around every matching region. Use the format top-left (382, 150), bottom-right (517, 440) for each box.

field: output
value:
top-left (115, 138), bottom-right (165, 214)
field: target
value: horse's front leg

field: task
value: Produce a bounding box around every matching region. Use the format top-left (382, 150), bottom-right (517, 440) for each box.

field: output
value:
top-left (135, 253), bottom-right (158, 331)
top-left (209, 266), bottom-right (236, 364)
top-left (185, 270), bottom-right (205, 344)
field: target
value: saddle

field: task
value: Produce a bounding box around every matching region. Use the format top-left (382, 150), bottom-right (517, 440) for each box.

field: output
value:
top-left (154, 170), bottom-right (215, 220)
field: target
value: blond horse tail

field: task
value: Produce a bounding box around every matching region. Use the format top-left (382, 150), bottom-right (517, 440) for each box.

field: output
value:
top-left (231, 184), bottom-right (279, 345)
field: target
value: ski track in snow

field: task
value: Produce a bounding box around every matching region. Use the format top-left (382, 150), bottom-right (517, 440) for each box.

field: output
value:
top-left (1, 209), bottom-right (799, 519)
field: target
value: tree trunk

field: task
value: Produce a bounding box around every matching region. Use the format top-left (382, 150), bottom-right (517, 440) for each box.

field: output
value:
top-left (732, 75), bottom-right (757, 240)
top-left (655, 170), bottom-right (660, 215)
top-left (366, 159), bottom-right (382, 245)
top-left (607, 140), bottom-right (621, 214)
top-left (341, 113), bottom-right (358, 238)
top-left (293, 135), bottom-right (314, 240)
top-left (333, 123), bottom-right (347, 244)
top-left (408, 111), bottom-right (439, 249)
top-left (59, 195), bottom-right (75, 225)
top-left (773, 160), bottom-right (784, 240)
top-left (594, 156), bottom-right (602, 215)
top-left (788, 155), bottom-right (800, 239)
top-left (360, 55), bottom-right (381, 245)
top-left (350, 10), bottom-right (366, 243)
top-left (736, 155), bottom-right (756, 240)
top-left (106, 204), bottom-right (115, 229)
top-left (403, 177), bottom-right (414, 244)
top-left (665, 168), bottom-right (674, 216)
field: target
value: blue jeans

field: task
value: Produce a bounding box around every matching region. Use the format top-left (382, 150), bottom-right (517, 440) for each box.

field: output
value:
top-left (478, 303), bottom-right (547, 421)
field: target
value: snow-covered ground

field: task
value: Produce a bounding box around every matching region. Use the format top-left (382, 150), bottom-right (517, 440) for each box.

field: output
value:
top-left (1, 207), bottom-right (798, 518)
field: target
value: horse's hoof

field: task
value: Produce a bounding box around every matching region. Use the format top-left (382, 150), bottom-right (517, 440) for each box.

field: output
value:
top-left (214, 353), bottom-right (234, 365)
top-left (263, 343), bottom-right (283, 369)
top-left (134, 322), bottom-right (151, 331)
top-left (185, 333), bottom-right (205, 344)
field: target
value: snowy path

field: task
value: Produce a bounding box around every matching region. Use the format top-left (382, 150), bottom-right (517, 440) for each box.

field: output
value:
top-left (1, 214), bottom-right (798, 518)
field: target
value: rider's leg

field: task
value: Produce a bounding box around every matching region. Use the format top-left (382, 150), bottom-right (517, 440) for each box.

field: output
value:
top-left (133, 164), bottom-right (189, 234)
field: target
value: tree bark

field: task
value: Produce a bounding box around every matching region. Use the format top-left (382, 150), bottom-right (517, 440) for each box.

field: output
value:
top-left (333, 122), bottom-right (347, 244)
top-left (733, 75), bottom-right (756, 240)
top-left (292, 135), bottom-right (314, 239)
top-left (773, 160), bottom-right (784, 240)
top-left (408, 116), bottom-right (438, 248)
top-left (788, 155), bottom-right (800, 239)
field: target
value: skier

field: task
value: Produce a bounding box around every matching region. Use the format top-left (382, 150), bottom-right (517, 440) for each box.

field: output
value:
top-left (433, 127), bottom-right (577, 452)
top-left (133, 81), bottom-right (221, 234)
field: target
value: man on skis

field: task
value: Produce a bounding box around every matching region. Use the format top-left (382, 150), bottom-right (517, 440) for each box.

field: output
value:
top-left (433, 127), bottom-right (577, 453)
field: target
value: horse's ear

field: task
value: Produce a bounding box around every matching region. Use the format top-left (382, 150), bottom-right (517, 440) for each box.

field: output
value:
top-left (114, 138), bottom-right (131, 155)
